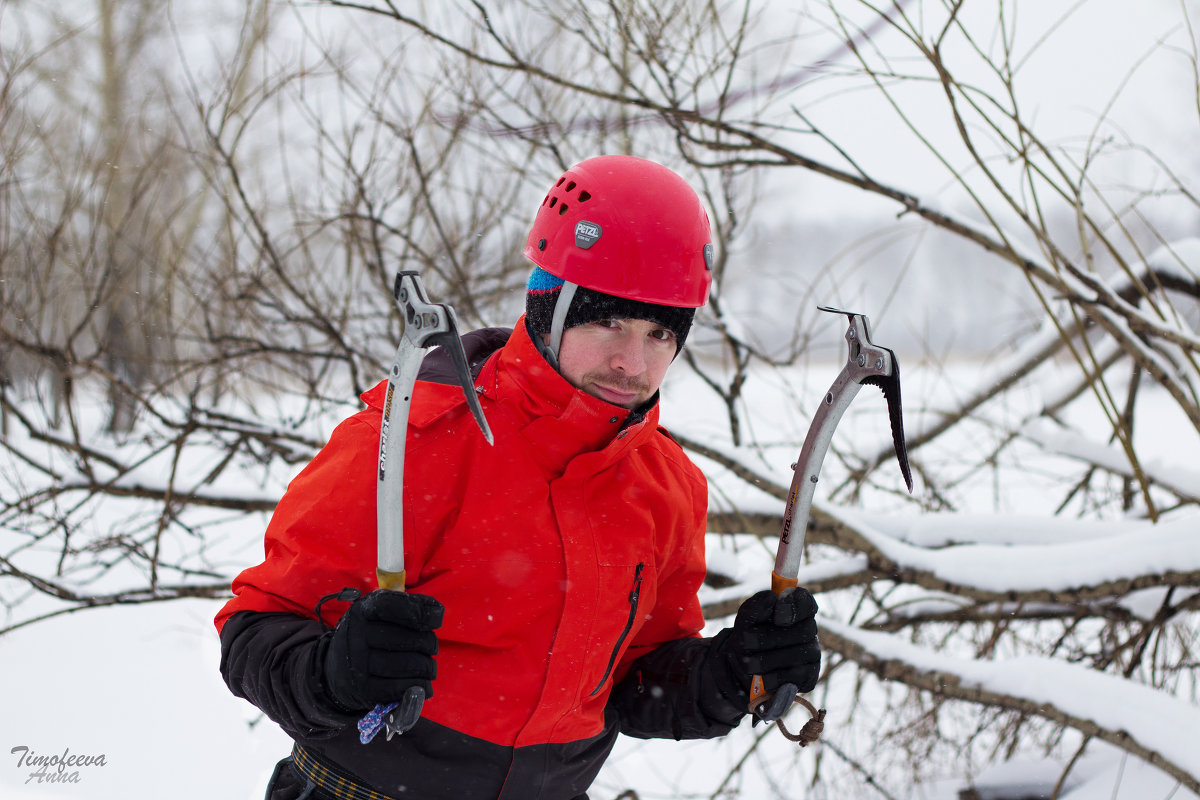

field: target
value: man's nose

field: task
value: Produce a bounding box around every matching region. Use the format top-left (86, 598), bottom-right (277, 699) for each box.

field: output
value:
top-left (609, 333), bottom-right (647, 374)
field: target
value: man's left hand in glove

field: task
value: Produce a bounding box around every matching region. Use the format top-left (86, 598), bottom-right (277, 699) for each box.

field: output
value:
top-left (706, 588), bottom-right (822, 713)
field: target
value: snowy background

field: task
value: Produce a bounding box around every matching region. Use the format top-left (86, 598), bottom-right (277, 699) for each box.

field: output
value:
top-left (2, 0), bottom-right (1199, 798)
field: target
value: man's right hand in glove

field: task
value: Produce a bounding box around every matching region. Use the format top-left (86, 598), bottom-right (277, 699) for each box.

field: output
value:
top-left (322, 589), bottom-right (444, 713)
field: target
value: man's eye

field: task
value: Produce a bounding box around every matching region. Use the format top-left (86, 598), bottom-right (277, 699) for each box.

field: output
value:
top-left (650, 328), bottom-right (675, 342)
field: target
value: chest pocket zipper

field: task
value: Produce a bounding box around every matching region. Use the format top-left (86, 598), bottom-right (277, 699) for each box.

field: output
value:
top-left (589, 563), bottom-right (644, 697)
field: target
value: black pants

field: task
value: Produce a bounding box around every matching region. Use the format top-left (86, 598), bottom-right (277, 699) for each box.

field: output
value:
top-left (263, 754), bottom-right (592, 800)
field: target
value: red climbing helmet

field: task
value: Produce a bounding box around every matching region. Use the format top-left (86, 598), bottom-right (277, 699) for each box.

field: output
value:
top-left (524, 155), bottom-right (713, 308)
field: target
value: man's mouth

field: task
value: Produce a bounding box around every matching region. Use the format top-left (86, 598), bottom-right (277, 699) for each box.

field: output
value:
top-left (588, 379), bottom-right (645, 407)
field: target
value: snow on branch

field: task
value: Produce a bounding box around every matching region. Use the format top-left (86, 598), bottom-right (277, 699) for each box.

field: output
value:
top-left (820, 506), bottom-right (1200, 602)
top-left (821, 620), bottom-right (1200, 796)
top-left (1021, 419), bottom-right (1200, 503)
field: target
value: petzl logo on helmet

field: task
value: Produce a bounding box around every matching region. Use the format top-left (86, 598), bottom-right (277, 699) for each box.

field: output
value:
top-left (574, 221), bottom-right (602, 250)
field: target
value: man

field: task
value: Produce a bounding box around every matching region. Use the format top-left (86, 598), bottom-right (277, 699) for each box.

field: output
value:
top-left (216, 155), bottom-right (821, 800)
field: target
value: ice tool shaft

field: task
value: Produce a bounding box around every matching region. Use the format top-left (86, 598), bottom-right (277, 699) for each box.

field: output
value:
top-left (359, 271), bottom-right (493, 745)
top-left (750, 306), bottom-right (912, 726)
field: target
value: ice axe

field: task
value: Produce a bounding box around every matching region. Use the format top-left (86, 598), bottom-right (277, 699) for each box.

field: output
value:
top-left (749, 306), bottom-right (912, 738)
top-left (357, 271), bottom-right (493, 745)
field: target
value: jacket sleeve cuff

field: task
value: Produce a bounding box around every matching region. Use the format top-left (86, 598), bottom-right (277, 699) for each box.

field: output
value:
top-left (220, 610), bottom-right (359, 738)
top-left (609, 637), bottom-right (745, 740)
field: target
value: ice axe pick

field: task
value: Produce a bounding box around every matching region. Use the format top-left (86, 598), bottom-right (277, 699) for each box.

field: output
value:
top-left (357, 271), bottom-right (493, 745)
top-left (749, 306), bottom-right (913, 733)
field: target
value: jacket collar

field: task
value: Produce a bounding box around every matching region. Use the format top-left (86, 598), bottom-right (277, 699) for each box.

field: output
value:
top-left (477, 317), bottom-right (660, 471)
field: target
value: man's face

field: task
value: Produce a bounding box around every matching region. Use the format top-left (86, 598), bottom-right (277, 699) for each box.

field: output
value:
top-left (555, 318), bottom-right (678, 409)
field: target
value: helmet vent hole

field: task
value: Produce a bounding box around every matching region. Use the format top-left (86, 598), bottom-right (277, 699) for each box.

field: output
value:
top-left (558, 203), bottom-right (569, 216)
top-left (556, 177), bottom-right (565, 186)
top-left (566, 181), bottom-right (577, 192)
top-left (578, 191), bottom-right (591, 202)
top-left (549, 197), bottom-right (558, 208)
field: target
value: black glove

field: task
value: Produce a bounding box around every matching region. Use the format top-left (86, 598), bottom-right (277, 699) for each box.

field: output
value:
top-left (708, 588), bottom-right (821, 712)
top-left (322, 589), bottom-right (444, 713)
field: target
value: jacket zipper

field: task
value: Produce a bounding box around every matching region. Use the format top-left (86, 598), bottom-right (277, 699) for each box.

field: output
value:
top-left (589, 563), bottom-right (644, 696)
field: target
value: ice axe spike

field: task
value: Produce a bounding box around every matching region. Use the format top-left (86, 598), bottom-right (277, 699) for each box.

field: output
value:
top-left (358, 271), bottom-right (493, 746)
top-left (749, 306), bottom-right (912, 730)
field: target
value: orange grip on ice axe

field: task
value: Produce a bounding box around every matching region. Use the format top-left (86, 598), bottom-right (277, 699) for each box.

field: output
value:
top-left (747, 573), bottom-right (800, 721)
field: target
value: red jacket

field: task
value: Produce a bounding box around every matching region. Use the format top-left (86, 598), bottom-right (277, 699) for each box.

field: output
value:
top-left (217, 319), bottom-right (711, 757)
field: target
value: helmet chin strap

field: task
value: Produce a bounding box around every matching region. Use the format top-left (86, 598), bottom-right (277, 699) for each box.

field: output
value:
top-left (544, 280), bottom-right (578, 370)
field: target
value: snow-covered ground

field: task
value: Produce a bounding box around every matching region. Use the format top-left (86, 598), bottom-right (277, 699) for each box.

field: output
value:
top-left (1, 599), bottom-right (288, 799)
